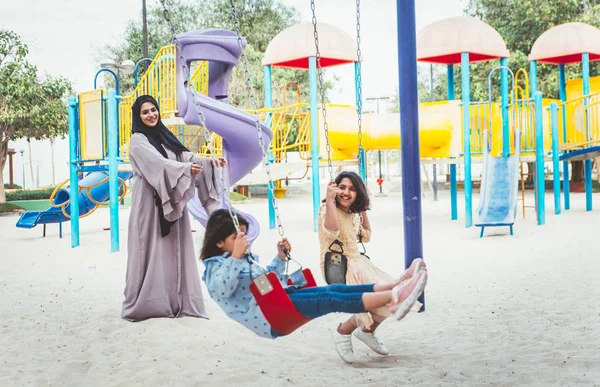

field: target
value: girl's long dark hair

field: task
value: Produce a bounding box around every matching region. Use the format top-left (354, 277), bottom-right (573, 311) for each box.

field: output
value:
top-left (322, 171), bottom-right (370, 213)
top-left (200, 209), bottom-right (249, 260)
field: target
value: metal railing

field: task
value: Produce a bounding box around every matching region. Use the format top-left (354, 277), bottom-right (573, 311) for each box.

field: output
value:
top-left (553, 92), bottom-right (600, 151)
top-left (114, 45), bottom-right (210, 159)
top-left (198, 102), bottom-right (313, 162)
top-left (117, 45), bottom-right (178, 158)
top-left (467, 99), bottom-right (540, 156)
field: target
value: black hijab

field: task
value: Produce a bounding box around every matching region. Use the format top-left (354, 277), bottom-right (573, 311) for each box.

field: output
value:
top-left (131, 95), bottom-right (189, 156)
top-left (131, 95), bottom-right (190, 237)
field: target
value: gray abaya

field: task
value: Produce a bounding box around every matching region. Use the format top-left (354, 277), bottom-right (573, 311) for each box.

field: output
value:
top-left (122, 133), bottom-right (219, 321)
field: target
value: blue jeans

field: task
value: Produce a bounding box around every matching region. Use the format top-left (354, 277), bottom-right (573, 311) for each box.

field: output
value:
top-left (271, 284), bottom-right (376, 338)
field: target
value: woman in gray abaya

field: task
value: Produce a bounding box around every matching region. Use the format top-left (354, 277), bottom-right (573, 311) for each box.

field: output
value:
top-left (122, 95), bottom-right (224, 322)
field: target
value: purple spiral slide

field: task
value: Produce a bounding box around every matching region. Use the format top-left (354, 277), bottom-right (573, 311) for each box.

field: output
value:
top-left (176, 29), bottom-right (272, 242)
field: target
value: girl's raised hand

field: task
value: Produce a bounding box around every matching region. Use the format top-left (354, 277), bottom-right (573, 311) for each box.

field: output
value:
top-left (326, 180), bottom-right (340, 202)
top-left (277, 238), bottom-right (291, 261)
top-left (232, 232), bottom-right (250, 259)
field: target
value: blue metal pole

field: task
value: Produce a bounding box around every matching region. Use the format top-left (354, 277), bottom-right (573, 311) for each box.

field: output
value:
top-left (534, 91), bottom-right (545, 225)
top-left (582, 52), bottom-right (593, 212)
top-left (358, 148), bottom-right (366, 180)
top-left (550, 102), bottom-right (561, 215)
top-left (134, 58), bottom-right (153, 88)
top-left (559, 64), bottom-right (570, 210)
top-left (530, 60), bottom-right (540, 215)
top-left (461, 52), bottom-right (472, 228)
top-left (309, 56), bottom-right (321, 232)
top-left (107, 89), bottom-right (120, 252)
top-left (500, 58), bottom-right (510, 157)
top-left (264, 66), bottom-right (274, 127)
top-left (447, 64), bottom-right (458, 220)
top-left (354, 61), bottom-right (367, 181)
top-left (585, 158), bottom-right (593, 211)
top-left (529, 61), bottom-right (537, 98)
top-left (396, 0), bottom-right (424, 310)
top-left (93, 68), bottom-right (120, 96)
top-left (264, 65), bottom-right (276, 230)
top-left (68, 96), bottom-right (80, 248)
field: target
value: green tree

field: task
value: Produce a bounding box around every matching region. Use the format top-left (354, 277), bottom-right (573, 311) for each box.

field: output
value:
top-left (467, 0), bottom-right (589, 99)
top-left (0, 30), bottom-right (72, 202)
top-left (419, 64), bottom-right (448, 103)
top-left (98, 0), bottom-right (337, 109)
top-left (466, 0), bottom-right (600, 181)
top-left (388, 64), bottom-right (448, 113)
top-left (25, 74), bottom-right (72, 186)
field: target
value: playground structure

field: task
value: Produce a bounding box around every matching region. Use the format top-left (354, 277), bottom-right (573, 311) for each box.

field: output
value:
top-left (15, 9), bottom-right (600, 247)
top-left (15, 169), bottom-right (131, 239)
top-left (222, 18), bottom-right (600, 237)
top-left (10, 2), bottom-right (425, 268)
top-left (411, 18), bottom-right (600, 236)
top-left (16, 29), bottom-right (275, 251)
top-left (529, 22), bottom-right (600, 215)
top-left (9, 0), bottom-right (421, 310)
top-left (15, 85), bottom-right (133, 247)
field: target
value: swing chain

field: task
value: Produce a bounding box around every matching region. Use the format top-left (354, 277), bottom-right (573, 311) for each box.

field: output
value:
top-left (310, 0), bottom-right (334, 181)
top-left (229, 0), bottom-right (285, 240)
top-left (158, 0), bottom-right (238, 231)
top-left (158, 0), bottom-right (217, 162)
top-left (355, 0), bottom-right (364, 174)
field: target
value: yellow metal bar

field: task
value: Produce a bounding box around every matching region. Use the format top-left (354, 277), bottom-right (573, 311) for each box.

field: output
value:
top-left (113, 45), bottom-right (211, 160)
top-left (515, 68), bottom-right (530, 100)
top-left (190, 61), bottom-right (209, 95)
top-left (78, 89), bottom-right (106, 161)
top-left (555, 91), bottom-right (600, 151)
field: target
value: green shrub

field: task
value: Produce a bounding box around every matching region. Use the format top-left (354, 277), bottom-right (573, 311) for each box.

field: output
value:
top-left (6, 186), bottom-right (57, 201)
top-left (4, 183), bottom-right (22, 189)
top-left (0, 202), bottom-right (24, 213)
top-left (5, 186), bottom-right (248, 202)
top-left (230, 192), bottom-right (249, 202)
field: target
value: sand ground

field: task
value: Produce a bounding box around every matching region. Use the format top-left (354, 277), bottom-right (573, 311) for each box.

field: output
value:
top-left (1, 188), bottom-right (599, 386)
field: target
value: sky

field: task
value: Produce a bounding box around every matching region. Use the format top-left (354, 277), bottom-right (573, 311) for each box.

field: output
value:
top-left (1, 0), bottom-right (468, 189)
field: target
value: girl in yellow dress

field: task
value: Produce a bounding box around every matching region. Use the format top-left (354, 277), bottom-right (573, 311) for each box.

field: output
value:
top-left (318, 171), bottom-right (425, 363)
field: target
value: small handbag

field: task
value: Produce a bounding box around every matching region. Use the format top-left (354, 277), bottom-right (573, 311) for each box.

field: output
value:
top-left (324, 239), bottom-right (348, 284)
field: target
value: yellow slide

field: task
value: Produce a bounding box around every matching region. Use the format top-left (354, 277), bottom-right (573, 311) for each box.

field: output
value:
top-left (320, 101), bottom-right (463, 160)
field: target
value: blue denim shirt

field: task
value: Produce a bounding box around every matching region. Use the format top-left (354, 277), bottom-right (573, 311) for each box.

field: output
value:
top-left (202, 253), bottom-right (287, 338)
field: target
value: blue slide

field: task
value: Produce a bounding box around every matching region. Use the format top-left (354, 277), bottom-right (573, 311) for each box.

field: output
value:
top-left (474, 136), bottom-right (520, 238)
top-left (15, 171), bottom-right (132, 237)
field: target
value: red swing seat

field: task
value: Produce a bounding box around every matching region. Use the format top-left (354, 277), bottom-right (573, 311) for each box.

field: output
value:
top-left (249, 268), bottom-right (317, 335)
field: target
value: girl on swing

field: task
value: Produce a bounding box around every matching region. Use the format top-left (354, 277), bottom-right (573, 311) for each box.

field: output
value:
top-left (201, 209), bottom-right (427, 346)
top-left (318, 171), bottom-right (426, 363)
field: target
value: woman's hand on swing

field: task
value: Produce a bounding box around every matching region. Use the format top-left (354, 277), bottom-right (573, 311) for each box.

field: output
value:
top-left (326, 180), bottom-right (340, 202)
top-left (277, 238), bottom-right (291, 261)
top-left (191, 163), bottom-right (202, 175)
top-left (232, 232), bottom-right (249, 259)
top-left (211, 157), bottom-right (227, 168)
top-left (323, 180), bottom-right (341, 232)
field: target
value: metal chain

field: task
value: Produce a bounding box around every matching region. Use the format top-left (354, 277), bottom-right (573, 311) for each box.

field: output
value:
top-left (229, 0), bottom-right (286, 240)
top-left (355, 0), bottom-right (364, 175)
top-left (158, 0), bottom-right (240, 232)
top-left (158, 1), bottom-right (217, 162)
top-left (310, 0), bottom-right (334, 181)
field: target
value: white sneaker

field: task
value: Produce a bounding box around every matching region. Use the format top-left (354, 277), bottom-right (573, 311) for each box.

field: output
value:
top-left (330, 327), bottom-right (355, 363)
top-left (353, 329), bottom-right (389, 355)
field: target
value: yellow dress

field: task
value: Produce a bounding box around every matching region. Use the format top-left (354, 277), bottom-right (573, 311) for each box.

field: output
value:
top-left (318, 205), bottom-right (393, 329)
